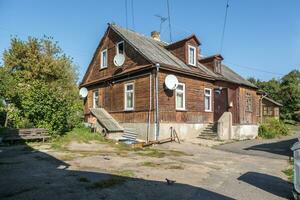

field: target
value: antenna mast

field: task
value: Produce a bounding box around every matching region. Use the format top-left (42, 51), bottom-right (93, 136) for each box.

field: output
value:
top-left (154, 15), bottom-right (168, 33)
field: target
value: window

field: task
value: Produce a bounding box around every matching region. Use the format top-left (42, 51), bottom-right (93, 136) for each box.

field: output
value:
top-left (215, 60), bottom-right (221, 73)
top-left (263, 106), bottom-right (268, 116)
top-left (176, 83), bottom-right (185, 110)
top-left (100, 49), bottom-right (107, 69)
top-left (124, 83), bottom-right (134, 110)
top-left (268, 107), bottom-right (273, 116)
top-left (245, 93), bottom-right (253, 112)
top-left (274, 107), bottom-right (279, 117)
top-left (117, 41), bottom-right (124, 55)
top-left (188, 45), bottom-right (196, 66)
top-left (204, 88), bottom-right (212, 112)
top-left (93, 90), bottom-right (99, 108)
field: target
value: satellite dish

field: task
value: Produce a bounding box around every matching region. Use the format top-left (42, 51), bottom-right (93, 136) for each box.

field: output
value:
top-left (165, 74), bottom-right (178, 90)
top-left (113, 54), bottom-right (125, 67)
top-left (79, 87), bottom-right (88, 98)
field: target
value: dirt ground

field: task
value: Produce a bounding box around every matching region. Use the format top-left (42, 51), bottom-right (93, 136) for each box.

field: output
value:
top-left (0, 140), bottom-right (293, 200)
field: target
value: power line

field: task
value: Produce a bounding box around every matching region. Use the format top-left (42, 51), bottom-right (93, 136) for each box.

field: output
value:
top-left (224, 61), bottom-right (284, 76)
top-left (166, 0), bottom-right (172, 42)
top-left (220, 0), bottom-right (229, 53)
top-left (131, 0), bottom-right (135, 30)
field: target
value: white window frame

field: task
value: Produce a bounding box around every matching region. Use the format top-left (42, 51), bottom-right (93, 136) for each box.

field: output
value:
top-left (188, 45), bottom-right (196, 66)
top-left (116, 41), bottom-right (125, 55)
top-left (93, 90), bottom-right (99, 108)
top-left (204, 88), bottom-right (212, 112)
top-left (124, 82), bottom-right (134, 111)
top-left (100, 49), bottom-right (107, 69)
top-left (175, 83), bottom-right (186, 110)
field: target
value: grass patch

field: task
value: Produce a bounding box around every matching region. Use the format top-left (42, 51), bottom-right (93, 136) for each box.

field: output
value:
top-left (51, 127), bottom-right (106, 150)
top-left (113, 169), bottom-right (135, 177)
top-left (286, 124), bottom-right (300, 132)
top-left (78, 177), bottom-right (90, 183)
top-left (283, 161), bottom-right (294, 183)
top-left (141, 161), bottom-right (160, 167)
top-left (88, 177), bottom-right (127, 190)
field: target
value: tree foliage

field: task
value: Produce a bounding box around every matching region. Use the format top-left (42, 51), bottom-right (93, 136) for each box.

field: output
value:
top-left (248, 69), bottom-right (300, 121)
top-left (0, 36), bottom-right (82, 134)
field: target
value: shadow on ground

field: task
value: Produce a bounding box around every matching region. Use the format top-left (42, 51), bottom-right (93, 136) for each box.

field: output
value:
top-left (244, 138), bottom-right (298, 158)
top-left (238, 172), bottom-right (292, 199)
top-left (0, 143), bottom-right (234, 200)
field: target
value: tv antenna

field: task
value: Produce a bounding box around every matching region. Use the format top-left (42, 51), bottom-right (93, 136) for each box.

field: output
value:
top-left (154, 14), bottom-right (168, 33)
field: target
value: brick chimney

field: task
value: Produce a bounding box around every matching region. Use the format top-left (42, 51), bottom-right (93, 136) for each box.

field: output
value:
top-left (151, 31), bottom-right (160, 41)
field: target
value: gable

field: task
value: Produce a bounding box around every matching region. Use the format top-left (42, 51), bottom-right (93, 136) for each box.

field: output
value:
top-left (81, 26), bottom-right (151, 85)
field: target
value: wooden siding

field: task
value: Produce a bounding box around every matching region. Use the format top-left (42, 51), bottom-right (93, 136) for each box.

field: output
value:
top-left (238, 87), bottom-right (259, 124)
top-left (158, 71), bottom-right (214, 123)
top-left (84, 29), bottom-right (150, 84)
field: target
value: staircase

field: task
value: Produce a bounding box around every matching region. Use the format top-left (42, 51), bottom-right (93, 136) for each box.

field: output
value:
top-left (198, 123), bottom-right (218, 140)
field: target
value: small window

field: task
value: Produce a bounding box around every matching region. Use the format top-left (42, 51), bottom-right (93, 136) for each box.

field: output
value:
top-left (124, 83), bottom-right (134, 110)
top-left (215, 60), bottom-right (221, 73)
top-left (268, 107), bottom-right (273, 116)
top-left (117, 41), bottom-right (124, 55)
top-left (263, 106), bottom-right (268, 116)
top-left (245, 93), bottom-right (253, 112)
top-left (93, 90), bottom-right (99, 108)
top-left (204, 88), bottom-right (212, 112)
top-left (188, 45), bottom-right (196, 66)
top-left (100, 49), bottom-right (107, 69)
top-left (274, 107), bottom-right (279, 116)
top-left (176, 83), bottom-right (185, 110)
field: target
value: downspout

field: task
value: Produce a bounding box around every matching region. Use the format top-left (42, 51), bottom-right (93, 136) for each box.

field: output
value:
top-left (147, 73), bottom-right (152, 143)
top-left (155, 63), bottom-right (160, 141)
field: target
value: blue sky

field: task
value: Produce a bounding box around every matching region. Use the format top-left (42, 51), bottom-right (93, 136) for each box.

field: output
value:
top-left (0, 0), bottom-right (299, 81)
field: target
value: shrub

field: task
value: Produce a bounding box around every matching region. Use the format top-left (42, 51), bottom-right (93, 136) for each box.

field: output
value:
top-left (258, 118), bottom-right (290, 139)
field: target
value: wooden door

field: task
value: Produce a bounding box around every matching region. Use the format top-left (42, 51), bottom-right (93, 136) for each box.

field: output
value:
top-left (214, 88), bottom-right (228, 122)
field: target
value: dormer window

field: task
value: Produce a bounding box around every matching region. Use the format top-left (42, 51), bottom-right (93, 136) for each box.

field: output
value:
top-left (117, 41), bottom-right (124, 55)
top-left (215, 60), bottom-right (221, 74)
top-left (188, 45), bottom-right (196, 66)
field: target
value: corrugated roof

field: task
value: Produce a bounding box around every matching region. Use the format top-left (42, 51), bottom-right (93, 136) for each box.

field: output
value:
top-left (110, 24), bottom-right (256, 88)
top-left (90, 108), bottom-right (124, 132)
top-left (111, 24), bottom-right (190, 70)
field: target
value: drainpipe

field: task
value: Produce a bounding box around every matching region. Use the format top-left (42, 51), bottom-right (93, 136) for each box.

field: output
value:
top-left (147, 73), bottom-right (152, 143)
top-left (155, 63), bottom-right (160, 141)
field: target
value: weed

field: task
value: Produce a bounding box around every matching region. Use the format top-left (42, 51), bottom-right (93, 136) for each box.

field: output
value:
top-left (141, 161), bottom-right (160, 167)
top-left (113, 169), bottom-right (135, 177)
top-left (283, 160), bottom-right (294, 183)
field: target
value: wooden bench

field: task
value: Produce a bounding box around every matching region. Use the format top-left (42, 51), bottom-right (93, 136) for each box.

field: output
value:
top-left (2, 128), bottom-right (50, 143)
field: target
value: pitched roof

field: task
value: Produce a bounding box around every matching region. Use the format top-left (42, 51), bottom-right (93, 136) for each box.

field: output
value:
top-left (104, 24), bottom-right (256, 88)
top-left (263, 96), bottom-right (283, 107)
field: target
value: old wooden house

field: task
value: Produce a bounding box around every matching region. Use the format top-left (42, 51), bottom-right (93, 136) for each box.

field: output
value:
top-left (80, 23), bottom-right (264, 141)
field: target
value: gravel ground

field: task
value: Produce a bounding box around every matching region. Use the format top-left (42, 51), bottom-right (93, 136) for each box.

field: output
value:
top-left (0, 140), bottom-right (293, 200)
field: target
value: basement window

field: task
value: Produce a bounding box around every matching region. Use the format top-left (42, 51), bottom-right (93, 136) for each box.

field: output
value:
top-left (176, 83), bottom-right (185, 110)
top-left (117, 41), bottom-right (125, 55)
top-left (93, 90), bottom-right (99, 108)
top-left (204, 88), bottom-right (212, 112)
top-left (100, 49), bottom-right (107, 69)
top-left (188, 45), bottom-right (196, 66)
top-left (124, 83), bottom-right (134, 111)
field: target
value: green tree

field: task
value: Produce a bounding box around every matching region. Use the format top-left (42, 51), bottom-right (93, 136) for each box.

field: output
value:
top-left (279, 70), bottom-right (300, 120)
top-left (0, 36), bottom-right (82, 134)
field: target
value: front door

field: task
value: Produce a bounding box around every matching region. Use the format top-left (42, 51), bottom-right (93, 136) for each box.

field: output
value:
top-left (214, 88), bottom-right (228, 122)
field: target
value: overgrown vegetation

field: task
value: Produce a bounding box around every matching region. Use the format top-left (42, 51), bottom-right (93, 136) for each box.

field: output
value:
top-left (0, 36), bottom-right (82, 135)
top-left (258, 118), bottom-right (291, 139)
top-left (248, 70), bottom-right (300, 121)
top-left (283, 161), bottom-right (294, 183)
top-left (51, 127), bottom-right (106, 150)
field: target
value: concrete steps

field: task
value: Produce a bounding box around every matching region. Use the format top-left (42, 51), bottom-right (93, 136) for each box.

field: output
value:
top-left (198, 123), bottom-right (218, 140)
